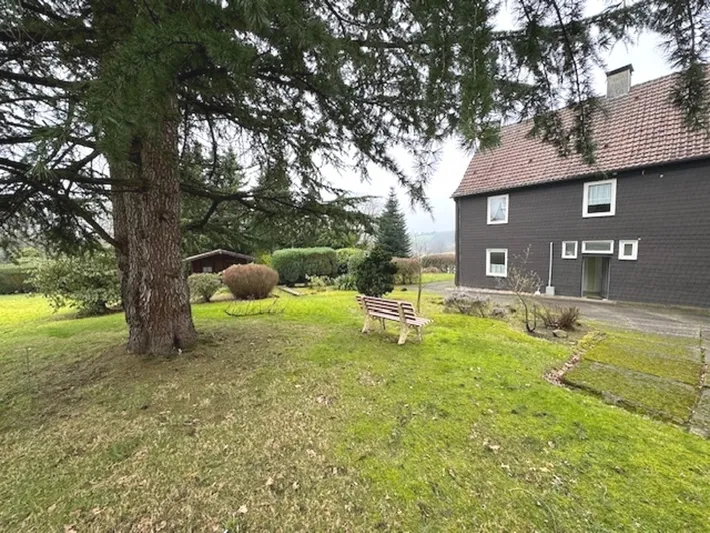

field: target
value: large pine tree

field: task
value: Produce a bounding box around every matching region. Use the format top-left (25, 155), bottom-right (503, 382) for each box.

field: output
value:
top-left (377, 189), bottom-right (411, 258)
top-left (1, 0), bottom-right (709, 354)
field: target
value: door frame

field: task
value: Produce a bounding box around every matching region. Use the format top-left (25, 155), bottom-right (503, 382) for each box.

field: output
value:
top-left (581, 255), bottom-right (611, 299)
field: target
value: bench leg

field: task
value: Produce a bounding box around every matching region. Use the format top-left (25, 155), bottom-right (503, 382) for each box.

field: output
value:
top-left (417, 326), bottom-right (423, 342)
top-left (398, 323), bottom-right (409, 345)
top-left (362, 314), bottom-right (374, 333)
top-left (380, 318), bottom-right (386, 331)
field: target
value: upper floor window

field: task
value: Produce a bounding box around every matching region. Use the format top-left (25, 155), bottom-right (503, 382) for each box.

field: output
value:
top-left (583, 179), bottom-right (616, 218)
top-left (487, 194), bottom-right (509, 224)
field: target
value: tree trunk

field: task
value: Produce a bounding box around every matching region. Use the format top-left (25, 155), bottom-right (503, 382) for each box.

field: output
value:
top-left (111, 114), bottom-right (197, 355)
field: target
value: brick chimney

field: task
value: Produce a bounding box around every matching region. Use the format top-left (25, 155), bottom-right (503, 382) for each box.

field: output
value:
top-left (606, 64), bottom-right (633, 98)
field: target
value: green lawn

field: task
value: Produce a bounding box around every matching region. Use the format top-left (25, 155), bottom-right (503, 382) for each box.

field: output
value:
top-left (1, 292), bottom-right (709, 531)
top-left (418, 271), bottom-right (455, 284)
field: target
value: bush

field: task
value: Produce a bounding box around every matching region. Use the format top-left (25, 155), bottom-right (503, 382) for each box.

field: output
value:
top-left (540, 306), bottom-right (580, 331)
top-left (392, 257), bottom-right (420, 284)
top-left (354, 246), bottom-right (396, 297)
top-left (347, 249), bottom-right (367, 274)
top-left (222, 263), bottom-right (279, 300)
top-left (30, 251), bottom-right (121, 316)
top-left (271, 247), bottom-right (338, 285)
top-left (443, 292), bottom-right (491, 318)
top-left (187, 273), bottom-right (222, 302)
top-left (335, 248), bottom-right (363, 275)
top-left (333, 273), bottom-right (357, 291)
top-left (257, 253), bottom-right (272, 267)
top-left (307, 275), bottom-right (331, 292)
top-left (0, 265), bottom-right (31, 294)
top-left (422, 266), bottom-right (440, 274)
top-left (422, 253), bottom-right (456, 273)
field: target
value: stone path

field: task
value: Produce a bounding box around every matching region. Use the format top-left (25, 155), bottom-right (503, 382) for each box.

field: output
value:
top-left (417, 282), bottom-right (710, 338)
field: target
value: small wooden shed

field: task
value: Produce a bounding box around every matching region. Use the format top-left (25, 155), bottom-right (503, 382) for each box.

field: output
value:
top-left (183, 249), bottom-right (255, 274)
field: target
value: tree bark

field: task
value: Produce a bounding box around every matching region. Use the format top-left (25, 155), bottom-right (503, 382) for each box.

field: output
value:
top-left (111, 113), bottom-right (197, 355)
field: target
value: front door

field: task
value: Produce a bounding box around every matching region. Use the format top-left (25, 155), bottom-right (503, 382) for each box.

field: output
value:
top-left (582, 256), bottom-right (610, 299)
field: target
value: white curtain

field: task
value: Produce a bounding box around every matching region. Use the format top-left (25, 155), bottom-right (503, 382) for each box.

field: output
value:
top-left (588, 183), bottom-right (611, 205)
top-left (491, 197), bottom-right (507, 220)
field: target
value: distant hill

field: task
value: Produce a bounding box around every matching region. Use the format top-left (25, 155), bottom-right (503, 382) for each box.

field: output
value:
top-left (412, 231), bottom-right (455, 254)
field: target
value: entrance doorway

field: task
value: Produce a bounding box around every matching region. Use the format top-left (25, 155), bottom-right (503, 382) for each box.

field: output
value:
top-left (582, 256), bottom-right (610, 299)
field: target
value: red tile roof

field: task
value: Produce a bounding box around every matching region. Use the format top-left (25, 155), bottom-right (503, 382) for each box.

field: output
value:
top-left (453, 71), bottom-right (710, 198)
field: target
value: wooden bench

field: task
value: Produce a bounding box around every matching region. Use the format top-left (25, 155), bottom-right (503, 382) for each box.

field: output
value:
top-left (356, 295), bottom-right (432, 345)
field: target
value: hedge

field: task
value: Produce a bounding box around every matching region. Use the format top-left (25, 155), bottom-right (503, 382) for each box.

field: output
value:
top-left (271, 247), bottom-right (338, 285)
top-left (347, 249), bottom-right (367, 274)
top-left (335, 248), bottom-right (363, 275)
top-left (421, 253), bottom-right (456, 273)
top-left (0, 265), bottom-right (32, 294)
top-left (392, 257), bottom-right (420, 284)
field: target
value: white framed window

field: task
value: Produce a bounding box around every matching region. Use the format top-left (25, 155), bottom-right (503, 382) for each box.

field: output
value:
top-left (582, 240), bottom-right (614, 254)
top-left (487, 194), bottom-right (509, 225)
top-left (202, 265), bottom-right (214, 273)
top-left (486, 248), bottom-right (508, 277)
top-left (561, 241), bottom-right (578, 259)
top-left (618, 240), bottom-right (638, 260)
top-left (583, 179), bottom-right (617, 218)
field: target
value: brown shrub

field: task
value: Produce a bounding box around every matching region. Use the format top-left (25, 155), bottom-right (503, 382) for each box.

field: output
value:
top-left (222, 263), bottom-right (279, 300)
top-left (540, 306), bottom-right (580, 331)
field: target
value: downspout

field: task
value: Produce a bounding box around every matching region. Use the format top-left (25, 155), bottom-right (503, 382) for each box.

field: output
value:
top-left (546, 241), bottom-right (555, 295)
top-left (454, 199), bottom-right (460, 287)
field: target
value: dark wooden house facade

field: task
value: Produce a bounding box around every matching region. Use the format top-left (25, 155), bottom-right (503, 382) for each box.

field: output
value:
top-left (184, 249), bottom-right (255, 274)
top-left (453, 66), bottom-right (710, 308)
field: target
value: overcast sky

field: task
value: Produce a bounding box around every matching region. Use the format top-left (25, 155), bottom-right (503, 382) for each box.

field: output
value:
top-left (333, 3), bottom-right (676, 234)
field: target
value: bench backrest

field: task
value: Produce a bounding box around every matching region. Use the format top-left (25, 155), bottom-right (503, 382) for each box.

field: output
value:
top-left (358, 295), bottom-right (419, 321)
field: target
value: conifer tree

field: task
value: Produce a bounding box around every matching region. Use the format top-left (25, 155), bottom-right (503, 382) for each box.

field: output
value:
top-left (1, 0), bottom-right (708, 353)
top-left (377, 189), bottom-right (411, 258)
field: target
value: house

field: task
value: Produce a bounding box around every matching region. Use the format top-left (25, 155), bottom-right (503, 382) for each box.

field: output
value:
top-left (453, 65), bottom-right (710, 308)
top-left (183, 249), bottom-right (255, 274)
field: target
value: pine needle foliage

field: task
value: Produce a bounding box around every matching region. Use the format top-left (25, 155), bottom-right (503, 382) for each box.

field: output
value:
top-left (1, 0), bottom-right (709, 249)
top-left (376, 188), bottom-right (412, 258)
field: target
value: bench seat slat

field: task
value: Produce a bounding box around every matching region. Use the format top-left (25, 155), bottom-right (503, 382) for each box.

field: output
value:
top-left (367, 311), bottom-right (430, 326)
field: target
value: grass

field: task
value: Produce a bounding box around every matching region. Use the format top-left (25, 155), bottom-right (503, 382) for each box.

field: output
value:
top-left (564, 329), bottom-right (704, 423)
top-left (418, 271), bottom-right (455, 284)
top-left (1, 292), bottom-right (710, 531)
top-left (564, 361), bottom-right (698, 422)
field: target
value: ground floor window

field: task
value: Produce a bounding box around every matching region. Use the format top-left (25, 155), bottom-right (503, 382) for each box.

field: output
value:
top-left (618, 240), bottom-right (638, 260)
top-left (486, 248), bottom-right (508, 277)
top-left (202, 266), bottom-right (214, 273)
top-left (581, 240), bottom-right (614, 254)
top-left (562, 241), bottom-right (578, 259)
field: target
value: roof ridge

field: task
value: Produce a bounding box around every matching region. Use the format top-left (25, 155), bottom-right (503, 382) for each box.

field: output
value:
top-left (454, 67), bottom-right (710, 198)
top-left (494, 69), bottom-right (682, 134)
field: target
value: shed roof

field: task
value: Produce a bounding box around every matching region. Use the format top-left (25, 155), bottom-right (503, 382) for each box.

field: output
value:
top-left (453, 70), bottom-right (710, 198)
top-left (183, 249), bottom-right (255, 263)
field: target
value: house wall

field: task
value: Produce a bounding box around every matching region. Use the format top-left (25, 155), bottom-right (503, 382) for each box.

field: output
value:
top-left (455, 158), bottom-right (710, 308)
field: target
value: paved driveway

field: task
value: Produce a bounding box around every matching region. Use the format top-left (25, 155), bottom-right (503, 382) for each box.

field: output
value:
top-left (419, 281), bottom-right (710, 338)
